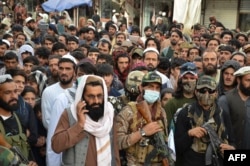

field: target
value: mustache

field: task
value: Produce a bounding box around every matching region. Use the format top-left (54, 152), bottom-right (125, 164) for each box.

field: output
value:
top-left (8, 99), bottom-right (18, 103)
top-left (89, 104), bottom-right (101, 108)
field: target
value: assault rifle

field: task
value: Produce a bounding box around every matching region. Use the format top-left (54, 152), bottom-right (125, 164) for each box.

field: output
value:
top-left (0, 133), bottom-right (29, 165)
top-left (202, 122), bottom-right (223, 166)
top-left (136, 100), bottom-right (174, 166)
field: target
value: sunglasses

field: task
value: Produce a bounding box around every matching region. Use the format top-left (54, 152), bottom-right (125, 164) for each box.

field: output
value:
top-left (197, 88), bottom-right (216, 94)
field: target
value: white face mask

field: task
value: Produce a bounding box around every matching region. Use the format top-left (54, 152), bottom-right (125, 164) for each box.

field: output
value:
top-left (143, 89), bottom-right (160, 104)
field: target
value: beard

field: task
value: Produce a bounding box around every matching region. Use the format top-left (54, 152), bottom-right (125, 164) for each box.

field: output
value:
top-left (203, 64), bottom-right (217, 75)
top-left (170, 40), bottom-right (177, 46)
top-left (85, 102), bottom-right (104, 121)
top-left (59, 75), bottom-right (74, 85)
top-left (145, 34), bottom-right (152, 38)
top-left (147, 64), bottom-right (155, 71)
top-left (239, 82), bottom-right (250, 96)
top-left (0, 98), bottom-right (19, 112)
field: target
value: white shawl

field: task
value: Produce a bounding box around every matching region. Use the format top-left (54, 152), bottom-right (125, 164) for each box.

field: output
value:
top-left (70, 75), bottom-right (114, 165)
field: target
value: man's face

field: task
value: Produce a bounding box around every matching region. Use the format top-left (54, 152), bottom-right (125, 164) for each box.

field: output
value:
top-left (170, 32), bottom-right (181, 46)
top-left (237, 36), bottom-right (246, 46)
top-left (16, 35), bottom-right (26, 47)
top-left (58, 62), bottom-right (75, 85)
top-left (37, 56), bottom-right (48, 66)
top-left (23, 91), bottom-right (36, 108)
top-left (26, 81), bottom-right (39, 95)
top-left (238, 74), bottom-right (250, 96)
top-left (49, 58), bottom-right (59, 77)
top-left (21, 52), bottom-right (31, 61)
top-left (12, 75), bottom-right (25, 95)
top-left (143, 82), bottom-right (161, 93)
top-left (58, 36), bottom-right (66, 45)
top-left (96, 58), bottom-right (106, 65)
top-left (86, 30), bottom-right (95, 41)
top-left (144, 29), bottom-right (152, 38)
top-left (188, 48), bottom-right (199, 62)
top-left (116, 35), bottom-right (125, 45)
top-left (192, 37), bottom-right (200, 47)
top-left (193, 61), bottom-right (203, 74)
top-left (0, 82), bottom-right (19, 112)
top-left (207, 40), bottom-right (219, 51)
top-left (232, 54), bottom-right (245, 67)
top-left (180, 48), bottom-right (189, 61)
top-left (103, 74), bottom-right (113, 89)
top-left (44, 40), bottom-right (54, 51)
top-left (53, 49), bottom-right (67, 57)
top-left (200, 37), bottom-right (208, 48)
top-left (0, 44), bottom-right (7, 56)
top-left (143, 52), bottom-right (159, 71)
top-left (67, 41), bottom-right (79, 52)
top-left (23, 62), bottom-right (34, 75)
top-left (87, 52), bottom-right (99, 64)
top-left (219, 51), bottom-right (232, 66)
top-left (161, 92), bottom-right (173, 107)
top-left (202, 51), bottom-right (218, 75)
top-left (83, 84), bottom-right (104, 121)
top-left (146, 40), bottom-right (157, 49)
top-left (221, 34), bottom-right (232, 44)
top-left (69, 30), bottom-right (77, 36)
top-left (223, 67), bottom-right (235, 87)
top-left (117, 57), bottom-right (129, 73)
top-left (132, 54), bottom-right (143, 65)
top-left (4, 58), bottom-right (18, 70)
top-left (6, 37), bottom-right (15, 50)
top-left (27, 22), bottom-right (36, 31)
top-left (108, 27), bottom-right (116, 36)
top-left (154, 33), bottom-right (162, 42)
top-left (97, 43), bottom-right (110, 54)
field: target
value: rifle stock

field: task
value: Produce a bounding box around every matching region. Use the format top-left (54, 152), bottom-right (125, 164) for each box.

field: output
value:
top-left (136, 100), bottom-right (152, 123)
top-left (0, 133), bottom-right (12, 148)
top-left (136, 101), bottom-right (169, 166)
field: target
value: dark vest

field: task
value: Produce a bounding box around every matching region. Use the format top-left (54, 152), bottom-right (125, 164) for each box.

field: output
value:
top-left (225, 88), bottom-right (246, 148)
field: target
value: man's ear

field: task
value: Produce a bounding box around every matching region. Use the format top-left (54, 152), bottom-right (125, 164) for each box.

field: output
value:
top-left (194, 89), bottom-right (198, 96)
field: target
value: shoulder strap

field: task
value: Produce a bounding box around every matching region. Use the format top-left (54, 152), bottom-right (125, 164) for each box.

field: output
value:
top-left (0, 120), bottom-right (6, 135)
top-left (13, 113), bottom-right (22, 134)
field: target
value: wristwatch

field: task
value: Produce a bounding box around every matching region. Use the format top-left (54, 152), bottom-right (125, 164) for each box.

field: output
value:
top-left (139, 128), bottom-right (146, 137)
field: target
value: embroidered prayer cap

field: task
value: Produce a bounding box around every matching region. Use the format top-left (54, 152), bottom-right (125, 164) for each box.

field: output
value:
top-left (62, 54), bottom-right (77, 65)
top-left (234, 66), bottom-right (250, 77)
top-left (0, 74), bottom-right (12, 84)
top-left (25, 17), bottom-right (35, 24)
top-left (143, 47), bottom-right (159, 55)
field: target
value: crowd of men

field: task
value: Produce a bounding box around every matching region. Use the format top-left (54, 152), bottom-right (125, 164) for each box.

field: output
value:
top-left (0, 1), bottom-right (250, 166)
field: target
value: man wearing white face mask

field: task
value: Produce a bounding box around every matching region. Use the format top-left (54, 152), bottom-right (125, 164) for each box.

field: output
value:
top-left (116, 71), bottom-right (170, 165)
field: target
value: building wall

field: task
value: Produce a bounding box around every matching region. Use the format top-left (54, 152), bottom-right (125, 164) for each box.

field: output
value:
top-left (203, 0), bottom-right (238, 29)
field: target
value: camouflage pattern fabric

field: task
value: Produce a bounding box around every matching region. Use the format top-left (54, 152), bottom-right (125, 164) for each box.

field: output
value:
top-left (0, 146), bottom-right (20, 166)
